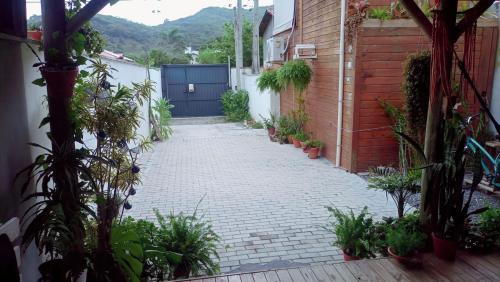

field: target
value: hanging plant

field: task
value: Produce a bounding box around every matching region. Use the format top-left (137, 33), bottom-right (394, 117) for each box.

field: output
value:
top-left (403, 51), bottom-right (431, 140)
top-left (276, 59), bottom-right (313, 93)
top-left (257, 69), bottom-right (283, 93)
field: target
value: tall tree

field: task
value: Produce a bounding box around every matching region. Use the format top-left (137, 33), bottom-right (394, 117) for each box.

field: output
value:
top-left (199, 21), bottom-right (255, 66)
top-left (399, 0), bottom-right (496, 230)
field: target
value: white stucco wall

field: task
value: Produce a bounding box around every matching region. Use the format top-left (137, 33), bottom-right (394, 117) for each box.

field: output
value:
top-left (242, 73), bottom-right (272, 122)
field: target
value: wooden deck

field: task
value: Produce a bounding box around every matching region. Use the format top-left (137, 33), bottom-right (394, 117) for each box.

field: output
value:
top-left (179, 251), bottom-right (500, 281)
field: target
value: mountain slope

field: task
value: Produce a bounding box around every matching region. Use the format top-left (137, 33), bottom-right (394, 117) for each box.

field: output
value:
top-left (29, 6), bottom-right (268, 57)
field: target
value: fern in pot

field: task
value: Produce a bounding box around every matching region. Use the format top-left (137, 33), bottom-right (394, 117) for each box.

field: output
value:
top-left (386, 219), bottom-right (426, 267)
top-left (325, 206), bottom-right (378, 261)
top-left (155, 209), bottom-right (220, 279)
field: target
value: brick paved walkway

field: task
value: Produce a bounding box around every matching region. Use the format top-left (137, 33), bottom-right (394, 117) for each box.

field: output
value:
top-left (127, 123), bottom-right (396, 273)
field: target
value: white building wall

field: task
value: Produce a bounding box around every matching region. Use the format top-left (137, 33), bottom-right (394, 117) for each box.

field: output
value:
top-left (242, 73), bottom-right (272, 122)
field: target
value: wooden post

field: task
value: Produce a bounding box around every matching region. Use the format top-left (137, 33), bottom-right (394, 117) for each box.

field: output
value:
top-left (233, 7), bottom-right (242, 90)
top-left (252, 0), bottom-right (260, 74)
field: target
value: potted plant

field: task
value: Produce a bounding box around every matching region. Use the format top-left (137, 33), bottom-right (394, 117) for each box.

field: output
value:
top-left (386, 223), bottom-right (426, 267)
top-left (293, 132), bottom-right (308, 148)
top-left (27, 22), bottom-right (43, 41)
top-left (260, 113), bottom-right (277, 137)
top-left (155, 210), bottom-right (220, 280)
top-left (368, 167), bottom-right (420, 218)
top-left (306, 140), bottom-right (323, 159)
top-left (325, 206), bottom-right (377, 261)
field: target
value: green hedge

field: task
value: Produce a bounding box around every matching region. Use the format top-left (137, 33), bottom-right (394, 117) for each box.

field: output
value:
top-left (221, 90), bottom-right (250, 122)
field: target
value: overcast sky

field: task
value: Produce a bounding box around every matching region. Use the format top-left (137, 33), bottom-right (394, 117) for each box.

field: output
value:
top-left (26, 0), bottom-right (274, 26)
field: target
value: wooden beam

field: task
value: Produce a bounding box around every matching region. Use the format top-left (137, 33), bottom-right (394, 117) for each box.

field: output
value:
top-left (65, 0), bottom-right (110, 36)
top-left (454, 0), bottom-right (496, 42)
top-left (399, 0), bottom-right (433, 38)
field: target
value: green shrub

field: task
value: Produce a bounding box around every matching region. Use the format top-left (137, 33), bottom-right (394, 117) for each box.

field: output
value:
top-left (325, 206), bottom-right (378, 258)
top-left (293, 132), bottom-right (309, 142)
top-left (257, 69), bottom-right (283, 93)
top-left (369, 8), bottom-right (391, 20)
top-left (479, 207), bottom-right (500, 246)
top-left (305, 139), bottom-right (323, 148)
top-left (155, 210), bottom-right (220, 279)
top-left (119, 217), bottom-right (182, 281)
top-left (152, 98), bottom-right (174, 141)
top-left (368, 168), bottom-right (420, 218)
top-left (386, 223), bottom-right (426, 257)
top-left (221, 90), bottom-right (250, 122)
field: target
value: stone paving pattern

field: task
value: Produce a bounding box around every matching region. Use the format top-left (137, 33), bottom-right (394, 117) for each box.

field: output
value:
top-left (127, 123), bottom-right (396, 273)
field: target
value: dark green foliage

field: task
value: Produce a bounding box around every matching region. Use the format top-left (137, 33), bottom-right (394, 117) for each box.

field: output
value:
top-left (199, 20), bottom-right (260, 67)
top-left (403, 51), bottom-right (431, 138)
top-left (325, 206), bottom-right (378, 258)
top-left (110, 223), bottom-right (144, 282)
top-left (397, 112), bottom-right (486, 240)
top-left (293, 132), bottom-right (309, 142)
top-left (478, 207), bottom-right (500, 247)
top-left (386, 219), bottom-right (426, 257)
top-left (369, 8), bottom-right (392, 20)
top-left (29, 7), bottom-right (268, 57)
top-left (257, 69), bottom-right (283, 93)
top-left (152, 98), bottom-right (174, 140)
top-left (16, 140), bottom-right (95, 279)
top-left (221, 90), bottom-right (250, 122)
top-left (276, 60), bottom-right (313, 93)
top-left (119, 217), bottom-right (182, 281)
top-left (368, 168), bottom-right (420, 218)
top-left (155, 210), bottom-right (220, 279)
top-left (133, 49), bottom-right (191, 68)
top-left (305, 140), bottom-right (324, 149)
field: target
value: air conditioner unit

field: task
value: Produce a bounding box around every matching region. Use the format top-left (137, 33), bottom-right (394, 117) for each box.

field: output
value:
top-left (293, 44), bottom-right (317, 59)
top-left (266, 37), bottom-right (286, 63)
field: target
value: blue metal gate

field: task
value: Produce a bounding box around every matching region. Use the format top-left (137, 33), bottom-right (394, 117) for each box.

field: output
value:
top-left (161, 64), bottom-right (229, 117)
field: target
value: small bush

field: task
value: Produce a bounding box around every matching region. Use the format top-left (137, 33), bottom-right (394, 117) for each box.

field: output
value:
top-left (369, 8), bottom-right (391, 20)
top-left (155, 210), bottom-right (220, 279)
top-left (386, 224), bottom-right (426, 257)
top-left (152, 98), bottom-right (174, 141)
top-left (293, 132), bottom-right (309, 142)
top-left (479, 207), bottom-right (500, 247)
top-left (221, 90), bottom-right (250, 122)
top-left (305, 139), bottom-right (323, 148)
top-left (325, 206), bottom-right (378, 258)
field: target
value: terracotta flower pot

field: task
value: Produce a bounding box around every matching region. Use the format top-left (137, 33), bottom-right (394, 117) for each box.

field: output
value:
top-left (267, 127), bottom-right (276, 136)
top-left (303, 146), bottom-right (309, 153)
top-left (27, 30), bottom-right (42, 41)
top-left (342, 250), bottom-right (360, 261)
top-left (308, 147), bottom-right (320, 159)
top-left (41, 67), bottom-right (79, 98)
top-left (293, 139), bottom-right (301, 148)
top-left (387, 247), bottom-right (422, 268)
top-left (432, 233), bottom-right (457, 261)
top-left (287, 135), bottom-right (294, 144)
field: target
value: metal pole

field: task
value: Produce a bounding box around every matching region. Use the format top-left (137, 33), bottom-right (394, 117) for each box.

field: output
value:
top-left (252, 0), bottom-right (260, 74)
top-left (233, 6), bottom-right (242, 90)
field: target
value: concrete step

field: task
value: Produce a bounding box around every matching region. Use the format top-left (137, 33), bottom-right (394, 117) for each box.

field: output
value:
top-left (171, 116), bottom-right (227, 125)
